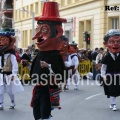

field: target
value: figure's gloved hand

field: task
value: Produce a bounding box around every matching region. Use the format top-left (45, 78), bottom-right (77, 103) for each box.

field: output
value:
top-left (40, 61), bottom-right (49, 68)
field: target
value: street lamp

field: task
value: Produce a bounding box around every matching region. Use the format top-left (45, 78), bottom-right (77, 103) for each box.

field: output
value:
top-left (19, 8), bottom-right (35, 44)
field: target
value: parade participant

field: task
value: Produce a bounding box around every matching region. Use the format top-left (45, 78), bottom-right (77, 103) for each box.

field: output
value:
top-left (0, 28), bottom-right (24, 110)
top-left (30, 2), bottom-right (66, 120)
top-left (67, 41), bottom-right (80, 90)
top-left (101, 29), bottom-right (120, 111)
top-left (59, 36), bottom-right (73, 90)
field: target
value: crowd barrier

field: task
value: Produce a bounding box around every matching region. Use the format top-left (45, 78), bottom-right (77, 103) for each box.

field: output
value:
top-left (78, 60), bottom-right (92, 76)
top-left (18, 60), bottom-right (92, 81)
top-left (18, 63), bottom-right (31, 81)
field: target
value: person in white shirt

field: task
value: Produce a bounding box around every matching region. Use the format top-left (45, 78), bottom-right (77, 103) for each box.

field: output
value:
top-left (0, 28), bottom-right (24, 110)
top-left (95, 47), bottom-right (104, 85)
top-left (96, 47), bottom-right (104, 65)
top-left (67, 41), bottom-right (80, 90)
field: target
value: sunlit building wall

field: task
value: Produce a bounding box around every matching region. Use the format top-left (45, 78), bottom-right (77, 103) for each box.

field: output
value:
top-left (14, 0), bottom-right (120, 49)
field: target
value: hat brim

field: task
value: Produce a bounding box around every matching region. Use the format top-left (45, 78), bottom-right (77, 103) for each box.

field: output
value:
top-left (35, 17), bottom-right (67, 23)
top-left (0, 33), bottom-right (15, 36)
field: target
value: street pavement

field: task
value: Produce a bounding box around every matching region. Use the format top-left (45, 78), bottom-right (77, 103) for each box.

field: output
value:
top-left (0, 80), bottom-right (120, 120)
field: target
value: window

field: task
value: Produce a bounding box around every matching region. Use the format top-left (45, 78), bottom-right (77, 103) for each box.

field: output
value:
top-left (15, 10), bottom-right (17, 20)
top-left (67, 0), bottom-right (72, 4)
top-left (112, 18), bottom-right (119, 29)
top-left (35, 2), bottom-right (38, 14)
top-left (26, 6), bottom-right (28, 17)
top-left (22, 7), bottom-right (25, 19)
top-left (61, 0), bottom-right (65, 6)
top-left (30, 4), bottom-right (33, 14)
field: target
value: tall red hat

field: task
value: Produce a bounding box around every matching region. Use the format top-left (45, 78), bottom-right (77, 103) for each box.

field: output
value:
top-left (35, 2), bottom-right (67, 23)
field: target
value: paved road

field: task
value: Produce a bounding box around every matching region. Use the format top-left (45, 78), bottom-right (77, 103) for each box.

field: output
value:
top-left (0, 80), bottom-right (120, 120)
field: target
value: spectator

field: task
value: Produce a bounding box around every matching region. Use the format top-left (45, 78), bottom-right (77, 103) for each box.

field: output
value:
top-left (82, 50), bottom-right (89, 60)
top-left (21, 49), bottom-right (31, 67)
top-left (87, 50), bottom-right (92, 61)
top-left (91, 47), bottom-right (98, 80)
top-left (31, 44), bottom-right (36, 55)
top-left (92, 48), bottom-right (98, 60)
top-left (96, 47), bottom-right (104, 64)
top-left (12, 45), bottom-right (21, 63)
top-left (95, 47), bottom-right (105, 85)
top-left (19, 48), bottom-right (23, 59)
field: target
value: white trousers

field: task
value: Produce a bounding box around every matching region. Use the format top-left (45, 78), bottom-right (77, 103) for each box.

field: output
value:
top-left (67, 70), bottom-right (80, 87)
top-left (0, 93), bottom-right (15, 105)
top-left (110, 96), bottom-right (116, 105)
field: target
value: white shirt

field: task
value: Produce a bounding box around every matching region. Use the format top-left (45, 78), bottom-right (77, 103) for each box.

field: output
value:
top-left (95, 53), bottom-right (103, 64)
top-left (64, 55), bottom-right (72, 67)
top-left (70, 53), bottom-right (79, 69)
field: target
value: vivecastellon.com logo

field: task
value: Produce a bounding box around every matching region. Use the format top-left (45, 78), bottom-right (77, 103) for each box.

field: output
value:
top-left (105, 5), bottom-right (119, 11)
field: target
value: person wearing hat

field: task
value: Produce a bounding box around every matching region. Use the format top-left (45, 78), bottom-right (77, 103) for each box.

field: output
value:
top-left (30, 2), bottom-right (66, 120)
top-left (0, 28), bottom-right (24, 110)
top-left (101, 29), bottom-right (120, 111)
top-left (66, 41), bottom-right (80, 90)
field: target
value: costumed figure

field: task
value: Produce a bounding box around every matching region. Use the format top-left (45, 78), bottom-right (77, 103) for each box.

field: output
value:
top-left (66, 41), bottom-right (80, 90)
top-left (0, 28), bottom-right (24, 110)
top-left (101, 29), bottom-right (120, 111)
top-left (59, 36), bottom-right (73, 90)
top-left (30, 2), bottom-right (66, 120)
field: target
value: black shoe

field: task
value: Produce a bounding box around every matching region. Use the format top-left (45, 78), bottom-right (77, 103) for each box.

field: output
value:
top-left (9, 106), bottom-right (15, 109)
top-left (9, 103), bottom-right (16, 109)
top-left (0, 104), bottom-right (3, 110)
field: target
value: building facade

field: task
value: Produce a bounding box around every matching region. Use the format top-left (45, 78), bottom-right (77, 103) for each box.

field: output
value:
top-left (14, 0), bottom-right (120, 49)
top-left (0, 0), bottom-right (13, 28)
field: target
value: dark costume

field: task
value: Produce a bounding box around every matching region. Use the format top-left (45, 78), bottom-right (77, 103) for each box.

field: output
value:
top-left (101, 29), bottom-right (120, 111)
top-left (102, 52), bottom-right (120, 98)
top-left (31, 50), bottom-right (64, 119)
top-left (30, 2), bottom-right (66, 120)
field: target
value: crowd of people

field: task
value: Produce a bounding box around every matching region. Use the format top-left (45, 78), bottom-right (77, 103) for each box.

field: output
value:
top-left (13, 44), bottom-right (39, 68)
top-left (14, 43), bottom-right (108, 87)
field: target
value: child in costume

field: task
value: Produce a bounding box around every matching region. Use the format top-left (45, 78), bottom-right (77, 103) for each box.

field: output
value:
top-left (0, 28), bottom-right (24, 110)
top-left (30, 2), bottom-right (66, 120)
top-left (101, 29), bottom-right (120, 111)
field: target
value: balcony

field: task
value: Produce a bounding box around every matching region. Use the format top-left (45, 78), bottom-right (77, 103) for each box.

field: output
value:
top-left (2, 4), bottom-right (13, 13)
top-left (3, 4), bottom-right (13, 10)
